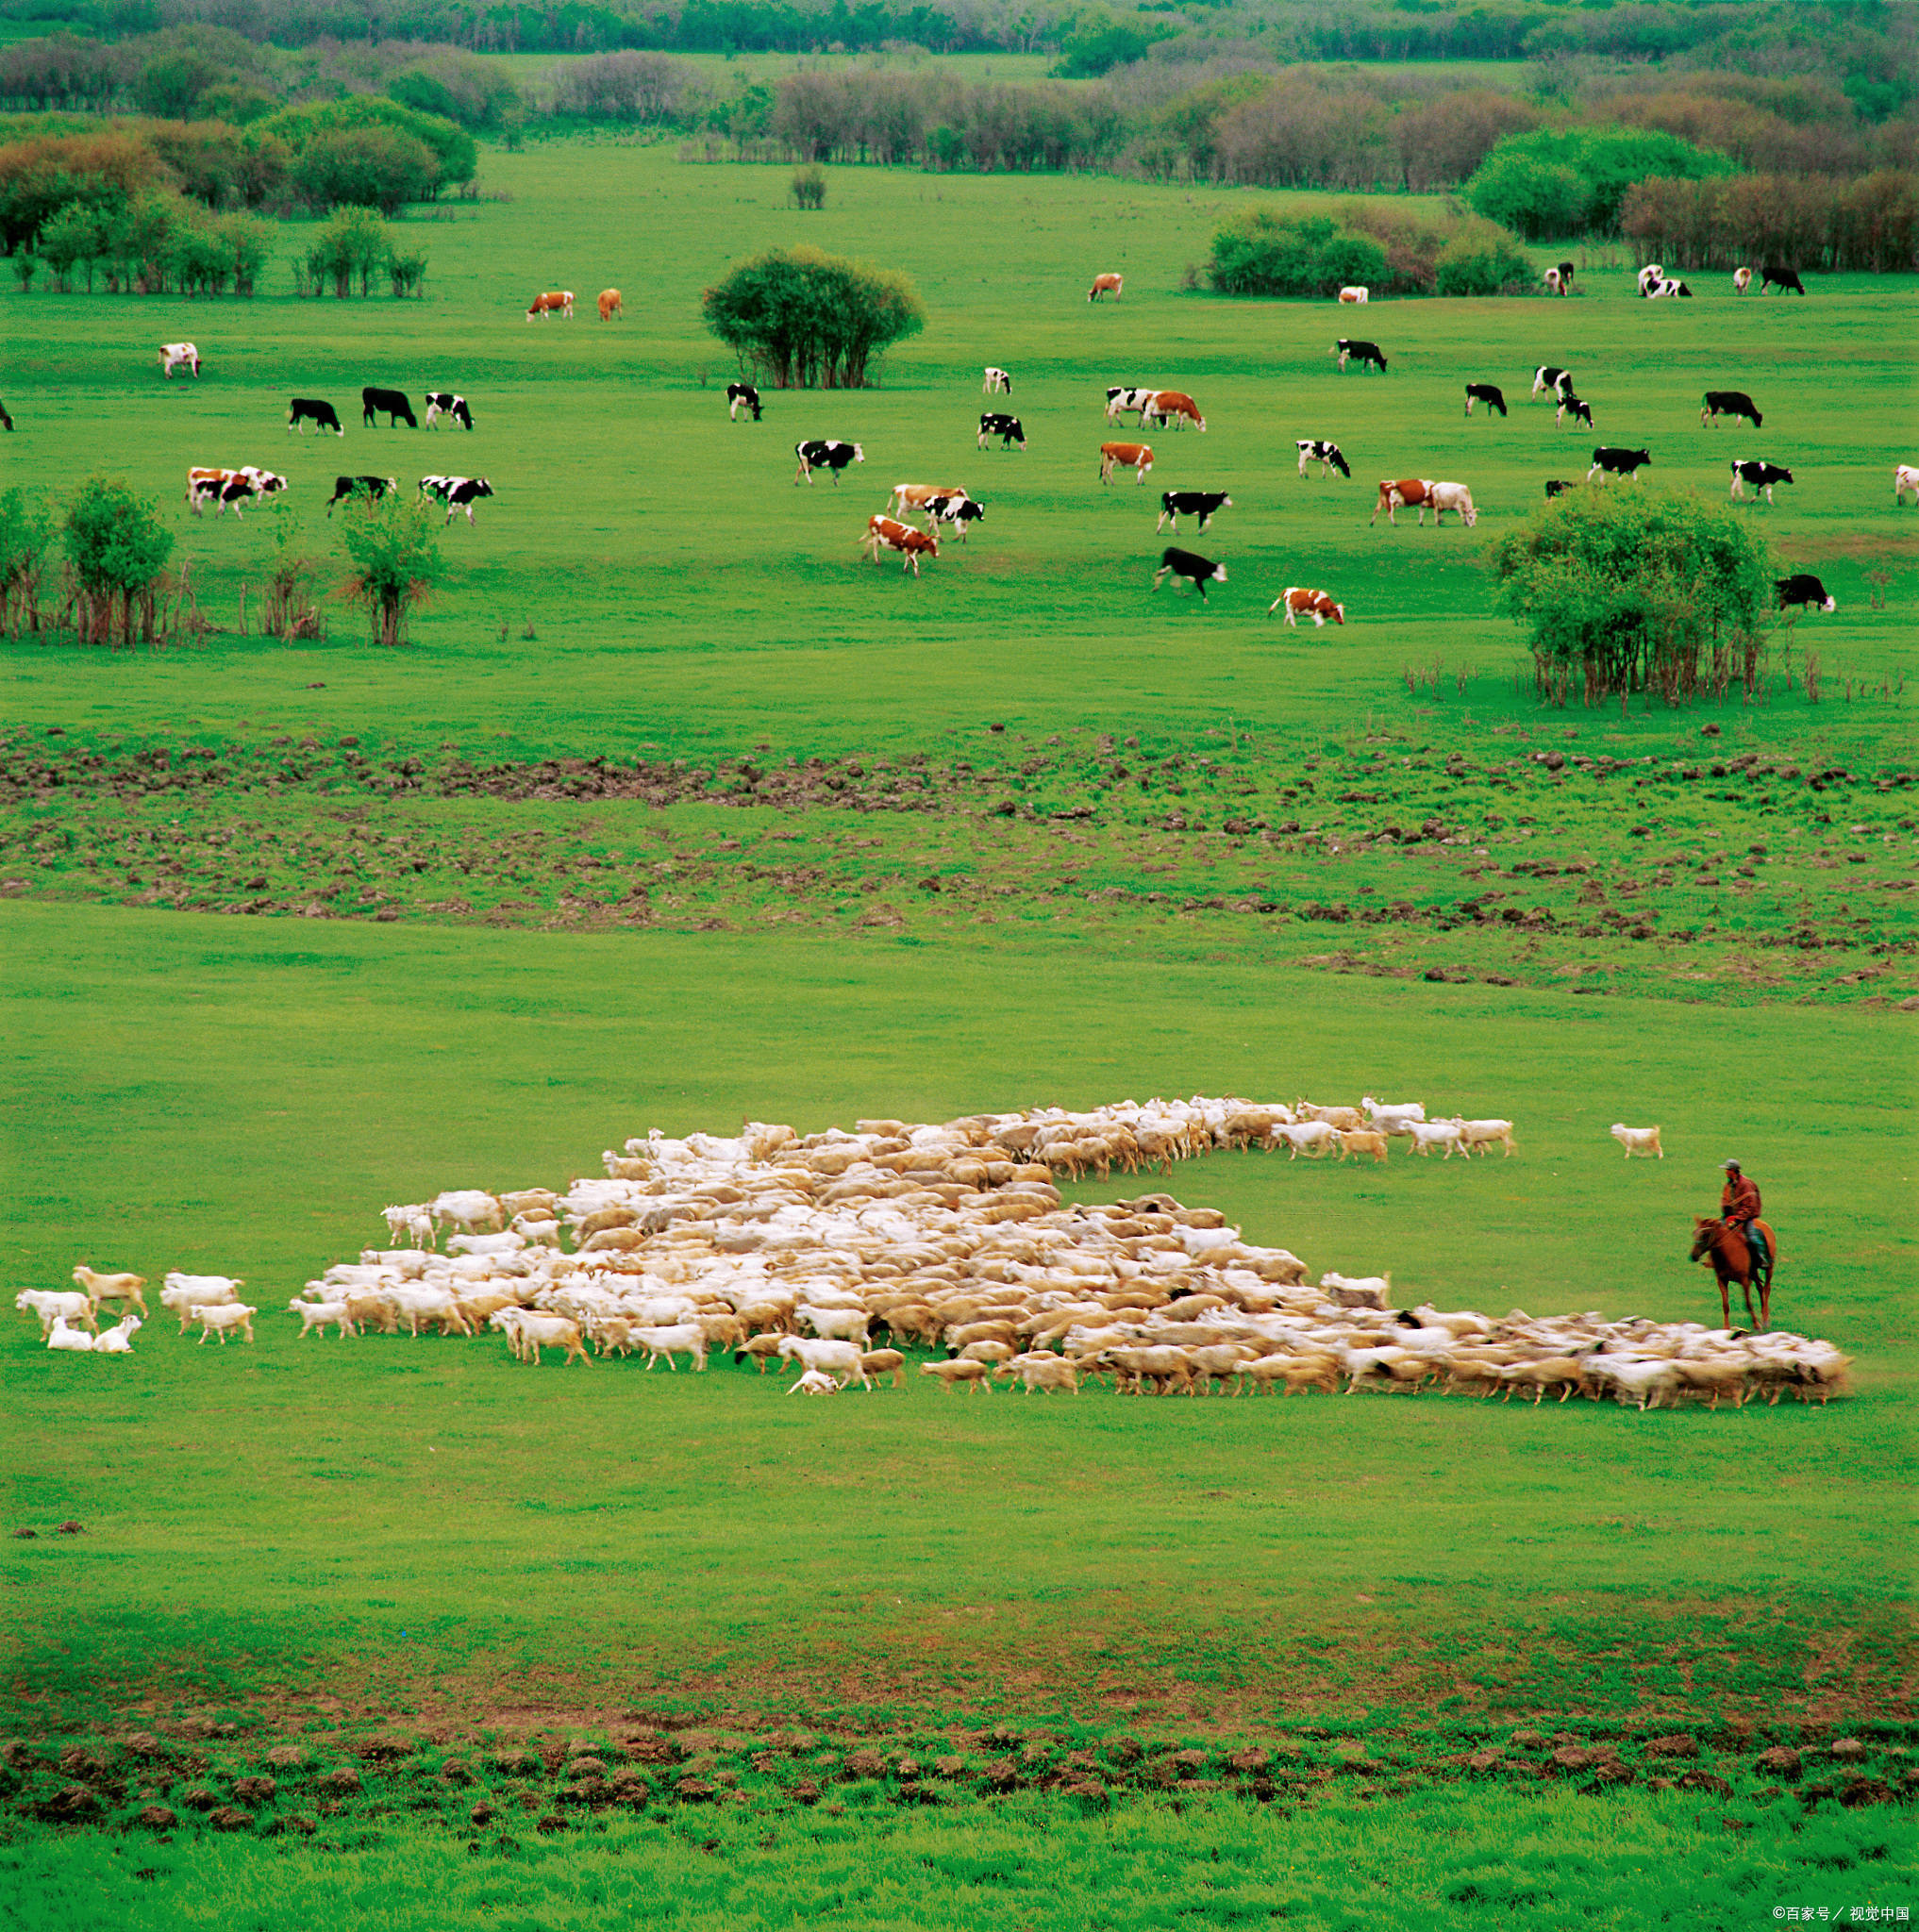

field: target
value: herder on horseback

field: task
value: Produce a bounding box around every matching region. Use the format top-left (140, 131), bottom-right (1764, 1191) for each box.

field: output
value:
top-left (1691, 1158), bottom-right (1777, 1332)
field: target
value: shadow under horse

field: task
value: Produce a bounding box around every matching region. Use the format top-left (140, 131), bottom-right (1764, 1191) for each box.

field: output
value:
top-left (1691, 1217), bottom-right (1777, 1331)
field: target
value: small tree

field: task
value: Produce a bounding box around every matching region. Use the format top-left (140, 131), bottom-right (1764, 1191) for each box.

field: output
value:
top-left (702, 245), bottom-right (925, 389)
top-left (261, 504), bottom-right (325, 640)
top-left (309, 206), bottom-right (389, 298)
top-left (1493, 487), bottom-right (1777, 706)
top-left (386, 242), bottom-right (428, 297)
top-left (338, 491), bottom-right (443, 647)
top-left (62, 476), bottom-right (174, 647)
top-left (791, 162), bottom-right (826, 209)
top-left (0, 488), bottom-right (56, 637)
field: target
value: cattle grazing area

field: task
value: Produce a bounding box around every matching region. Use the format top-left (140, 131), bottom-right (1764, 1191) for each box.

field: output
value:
top-left (1, 143), bottom-right (1914, 1924)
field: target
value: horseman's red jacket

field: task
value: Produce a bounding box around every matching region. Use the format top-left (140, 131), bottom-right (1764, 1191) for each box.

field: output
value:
top-left (1721, 1174), bottom-right (1762, 1223)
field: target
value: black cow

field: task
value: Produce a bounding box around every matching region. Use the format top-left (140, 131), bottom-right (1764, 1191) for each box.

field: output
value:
top-left (0, 399), bottom-right (11, 432)
top-left (1153, 546), bottom-right (1226, 603)
top-left (425, 391), bottom-right (474, 430)
top-left (1589, 446), bottom-right (1651, 482)
top-left (1777, 574), bottom-right (1834, 611)
top-left (1157, 491), bottom-right (1232, 534)
top-left (1703, 390), bottom-right (1762, 429)
top-left (1296, 439), bottom-right (1349, 480)
top-left (326, 475), bottom-right (397, 514)
top-left (1556, 391), bottom-right (1593, 428)
top-left (1464, 382), bottom-right (1507, 418)
top-left (978, 412), bottom-right (1026, 449)
top-left (727, 382), bottom-right (762, 422)
top-left (1531, 365), bottom-right (1573, 401)
top-left (924, 495), bottom-right (985, 542)
top-left (1556, 260), bottom-right (1575, 285)
top-left (419, 475), bottom-right (493, 525)
top-left (1333, 339), bottom-right (1387, 373)
top-left (288, 397), bottom-right (342, 436)
top-left (1544, 479), bottom-right (1575, 498)
top-left (1730, 459), bottom-right (1794, 505)
top-left (1761, 266), bottom-right (1806, 295)
top-left (793, 440), bottom-right (863, 484)
top-left (362, 386), bottom-right (417, 428)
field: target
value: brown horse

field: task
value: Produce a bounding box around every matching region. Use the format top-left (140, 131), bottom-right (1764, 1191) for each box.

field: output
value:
top-left (1691, 1217), bottom-right (1776, 1331)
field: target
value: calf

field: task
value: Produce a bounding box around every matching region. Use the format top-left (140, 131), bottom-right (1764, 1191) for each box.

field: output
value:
top-left (981, 366), bottom-right (1010, 394)
top-left (1099, 441), bottom-right (1153, 484)
top-left (923, 494), bottom-right (984, 541)
top-left (1646, 278), bottom-right (1694, 299)
top-left (793, 440), bottom-right (862, 484)
top-left (1544, 478), bottom-right (1575, 498)
top-left (1702, 390), bottom-right (1761, 429)
top-left (1733, 266), bottom-right (1753, 293)
top-left (1589, 445), bottom-right (1651, 481)
top-left (1087, 272), bottom-right (1123, 301)
top-left (1333, 339), bottom-right (1387, 373)
top-left (1463, 382), bottom-right (1507, 418)
top-left (978, 412), bottom-right (1026, 449)
top-left (362, 386), bottom-right (417, 428)
top-left (1760, 265), bottom-right (1805, 295)
top-left (425, 391), bottom-right (474, 430)
top-left (1730, 458), bottom-right (1793, 505)
top-left (526, 289), bottom-right (574, 319)
top-left (326, 475), bottom-right (396, 514)
top-left (1270, 586), bottom-right (1343, 627)
top-left (1894, 463), bottom-right (1919, 506)
top-left (419, 475), bottom-right (493, 525)
top-left (1153, 547), bottom-right (1225, 603)
top-left (860, 514), bottom-right (938, 576)
top-left (1777, 574), bottom-right (1835, 612)
top-left (288, 397), bottom-right (342, 436)
top-left (1297, 439), bottom-right (1349, 479)
top-left (1157, 490), bottom-right (1230, 534)
top-left (1105, 385), bottom-right (1155, 420)
top-left (1556, 391), bottom-right (1592, 428)
top-left (1338, 284), bottom-right (1368, 304)
top-left (159, 341), bottom-right (201, 379)
top-left (596, 287), bottom-right (621, 321)
top-left (1531, 365), bottom-right (1573, 401)
top-left (727, 382), bottom-right (761, 422)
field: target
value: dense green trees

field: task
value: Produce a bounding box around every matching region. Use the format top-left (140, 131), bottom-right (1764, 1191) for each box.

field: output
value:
top-left (703, 246), bottom-right (925, 389)
top-left (1467, 126), bottom-right (1737, 238)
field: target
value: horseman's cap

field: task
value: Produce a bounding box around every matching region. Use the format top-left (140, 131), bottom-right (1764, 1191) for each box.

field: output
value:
top-left (1721, 1159), bottom-right (1742, 1169)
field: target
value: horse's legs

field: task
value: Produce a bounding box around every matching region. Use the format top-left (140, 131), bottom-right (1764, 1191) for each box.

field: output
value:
top-left (1718, 1274), bottom-right (1731, 1329)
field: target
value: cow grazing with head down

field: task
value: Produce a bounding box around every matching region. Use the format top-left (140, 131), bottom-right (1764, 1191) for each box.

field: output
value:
top-left (1338, 285), bottom-right (1368, 304)
top-left (888, 483), bottom-right (967, 518)
top-left (978, 412), bottom-right (1026, 449)
top-left (1532, 365), bottom-right (1573, 401)
top-left (794, 440), bottom-right (863, 484)
top-left (362, 387), bottom-right (417, 428)
top-left (1543, 266), bottom-right (1565, 295)
top-left (1777, 574), bottom-right (1834, 612)
top-left (526, 290), bottom-right (574, 319)
top-left (982, 367), bottom-right (1011, 394)
top-left (1297, 439), bottom-right (1349, 479)
top-left (1157, 491), bottom-right (1231, 534)
top-left (597, 289), bottom-right (622, 321)
top-left (186, 466), bottom-right (286, 519)
top-left (1153, 547), bottom-right (1225, 603)
top-left (1464, 383), bottom-right (1507, 418)
top-left (1703, 390), bottom-right (1761, 429)
top-left (1099, 441), bottom-right (1153, 484)
top-left (159, 341), bottom-right (201, 379)
top-left (1760, 265), bottom-right (1806, 295)
top-left (1333, 339), bottom-right (1386, 374)
top-left (1105, 385), bottom-right (1155, 420)
top-left (1270, 586), bottom-right (1343, 627)
top-left (1544, 479), bottom-right (1574, 499)
top-left (860, 514), bottom-right (938, 575)
top-left (1088, 273), bottom-right (1123, 302)
top-left (419, 475), bottom-right (493, 525)
top-left (1733, 266), bottom-right (1754, 293)
top-left (1556, 391), bottom-right (1592, 428)
top-left (1140, 391), bottom-right (1204, 432)
top-left (1589, 446), bottom-right (1651, 481)
top-left (288, 397), bottom-right (342, 436)
top-left (922, 494), bottom-right (984, 541)
top-left (425, 392), bottom-right (474, 431)
top-left (726, 382), bottom-right (762, 422)
top-left (1730, 459), bottom-right (1794, 505)
top-left (1896, 464), bottom-right (1919, 506)
top-left (326, 475), bottom-right (396, 514)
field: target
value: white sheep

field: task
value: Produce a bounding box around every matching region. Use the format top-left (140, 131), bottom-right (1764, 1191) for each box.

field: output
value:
top-left (47, 1314), bottom-right (96, 1352)
top-left (631, 1323), bottom-right (709, 1371)
top-left (161, 1274), bottom-right (243, 1331)
top-left (1406, 1120), bottom-right (1466, 1159)
top-left (796, 1303), bottom-right (870, 1347)
top-left (1610, 1124), bottom-right (1663, 1159)
top-left (288, 1298), bottom-right (357, 1339)
top-left (430, 1189), bottom-right (504, 1235)
top-left (445, 1230), bottom-right (526, 1257)
top-left (382, 1204), bottom-right (436, 1248)
top-left (788, 1368), bottom-right (840, 1395)
top-left (1361, 1096), bottom-right (1427, 1129)
top-left (776, 1335), bottom-right (868, 1388)
top-left (16, 1290), bottom-right (96, 1337)
top-left (93, 1314), bottom-right (142, 1354)
top-left (1273, 1121), bottom-right (1337, 1159)
top-left (74, 1265), bottom-right (147, 1318)
top-left (193, 1303), bottom-right (258, 1345)
top-left (1321, 1271), bottom-right (1392, 1310)
top-left (1454, 1118), bottom-right (1516, 1158)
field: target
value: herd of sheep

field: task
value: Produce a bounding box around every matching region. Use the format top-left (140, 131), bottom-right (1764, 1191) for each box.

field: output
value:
top-left (16, 1096), bottom-right (1845, 1411)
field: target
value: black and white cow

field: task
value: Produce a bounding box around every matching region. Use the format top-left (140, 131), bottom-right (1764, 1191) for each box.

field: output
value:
top-left (978, 412), bottom-right (1026, 449)
top-left (727, 382), bottom-right (762, 422)
top-left (923, 494), bottom-right (985, 542)
top-left (1589, 446), bottom-right (1651, 482)
top-left (1646, 278), bottom-right (1694, 299)
top-left (1777, 574), bottom-right (1834, 611)
top-left (1464, 382), bottom-right (1508, 418)
top-left (1297, 439), bottom-right (1349, 479)
top-left (419, 475), bottom-right (493, 525)
top-left (1333, 339), bottom-right (1387, 373)
top-left (1556, 391), bottom-right (1593, 428)
top-left (288, 397), bottom-right (342, 436)
top-left (793, 440), bottom-right (863, 484)
top-left (1106, 386), bottom-right (1156, 421)
top-left (1702, 390), bottom-right (1762, 429)
top-left (425, 391), bottom-right (474, 430)
top-left (1156, 491), bottom-right (1231, 534)
top-left (362, 386), bottom-right (417, 428)
top-left (0, 399), bottom-right (12, 432)
top-left (1730, 459), bottom-right (1794, 505)
top-left (982, 367), bottom-right (1011, 394)
top-left (186, 465), bottom-right (287, 519)
top-left (1531, 365), bottom-right (1574, 401)
top-left (1544, 479), bottom-right (1575, 499)
top-left (1153, 547), bottom-right (1226, 603)
top-left (326, 475), bottom-right (397, 514)
top-left (1761, 265), bottom-right (1806, 295)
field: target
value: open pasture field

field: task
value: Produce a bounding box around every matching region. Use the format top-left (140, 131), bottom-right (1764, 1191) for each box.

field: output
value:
top-left (3, 142), bottom-right (1915, 1923)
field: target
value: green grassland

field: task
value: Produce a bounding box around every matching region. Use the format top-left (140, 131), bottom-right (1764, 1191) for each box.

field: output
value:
top-left (2, 142), bottom-right (1915, 1924)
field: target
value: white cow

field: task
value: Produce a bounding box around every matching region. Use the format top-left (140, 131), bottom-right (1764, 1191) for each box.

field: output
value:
top-left (159, 341), bottom-right (201, 379)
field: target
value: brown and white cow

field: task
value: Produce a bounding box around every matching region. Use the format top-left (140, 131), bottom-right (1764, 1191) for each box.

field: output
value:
top-left (526, 290), bottom-right (574, 320)
top-left (1140, 390), bottom-right (1205, 433)
top-left (1371, 478), bottom-right (1434, 527)
top-left (186, 465), bottom-right (287, 519)
top-left (597, 289), bottom-right (622, 321)
top-left (1099, 441), bottom-right (1154, 484)
top-left (1269, 586), bottom-right (1344, 627)
top-left (860, 514), bottom-right (939, 576)
top-left (1337, 285), bottom-right (1368, 304)
top-left (888, 483), bottom-right (967, 518)
top-left (1088, 273), bottom-right (1123, 302)
top-left (159, 341), bottom-right (201, 379)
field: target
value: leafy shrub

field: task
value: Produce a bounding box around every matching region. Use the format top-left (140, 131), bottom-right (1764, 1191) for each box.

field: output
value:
top-left (338, 491), bottom-right (443, 649)
top-left (292, 125), bottom-right (439, 215)
top-left (791, 162), bottom-right (826, 210)
top-left (702, 245), bottom-right (925, 389)
top-left (1209, 211), bottom-right (1386, 297)
top-left (1434, 235), bottom-right (1535, 295)
top-left (1467, 125), bottom-right (1738, 237)
top-left (388, 54), bottom-right (522, 135)
top-left (263, 96), bottom-right (476, 199)
top-left (62, 476), bottom-right (174, 647)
